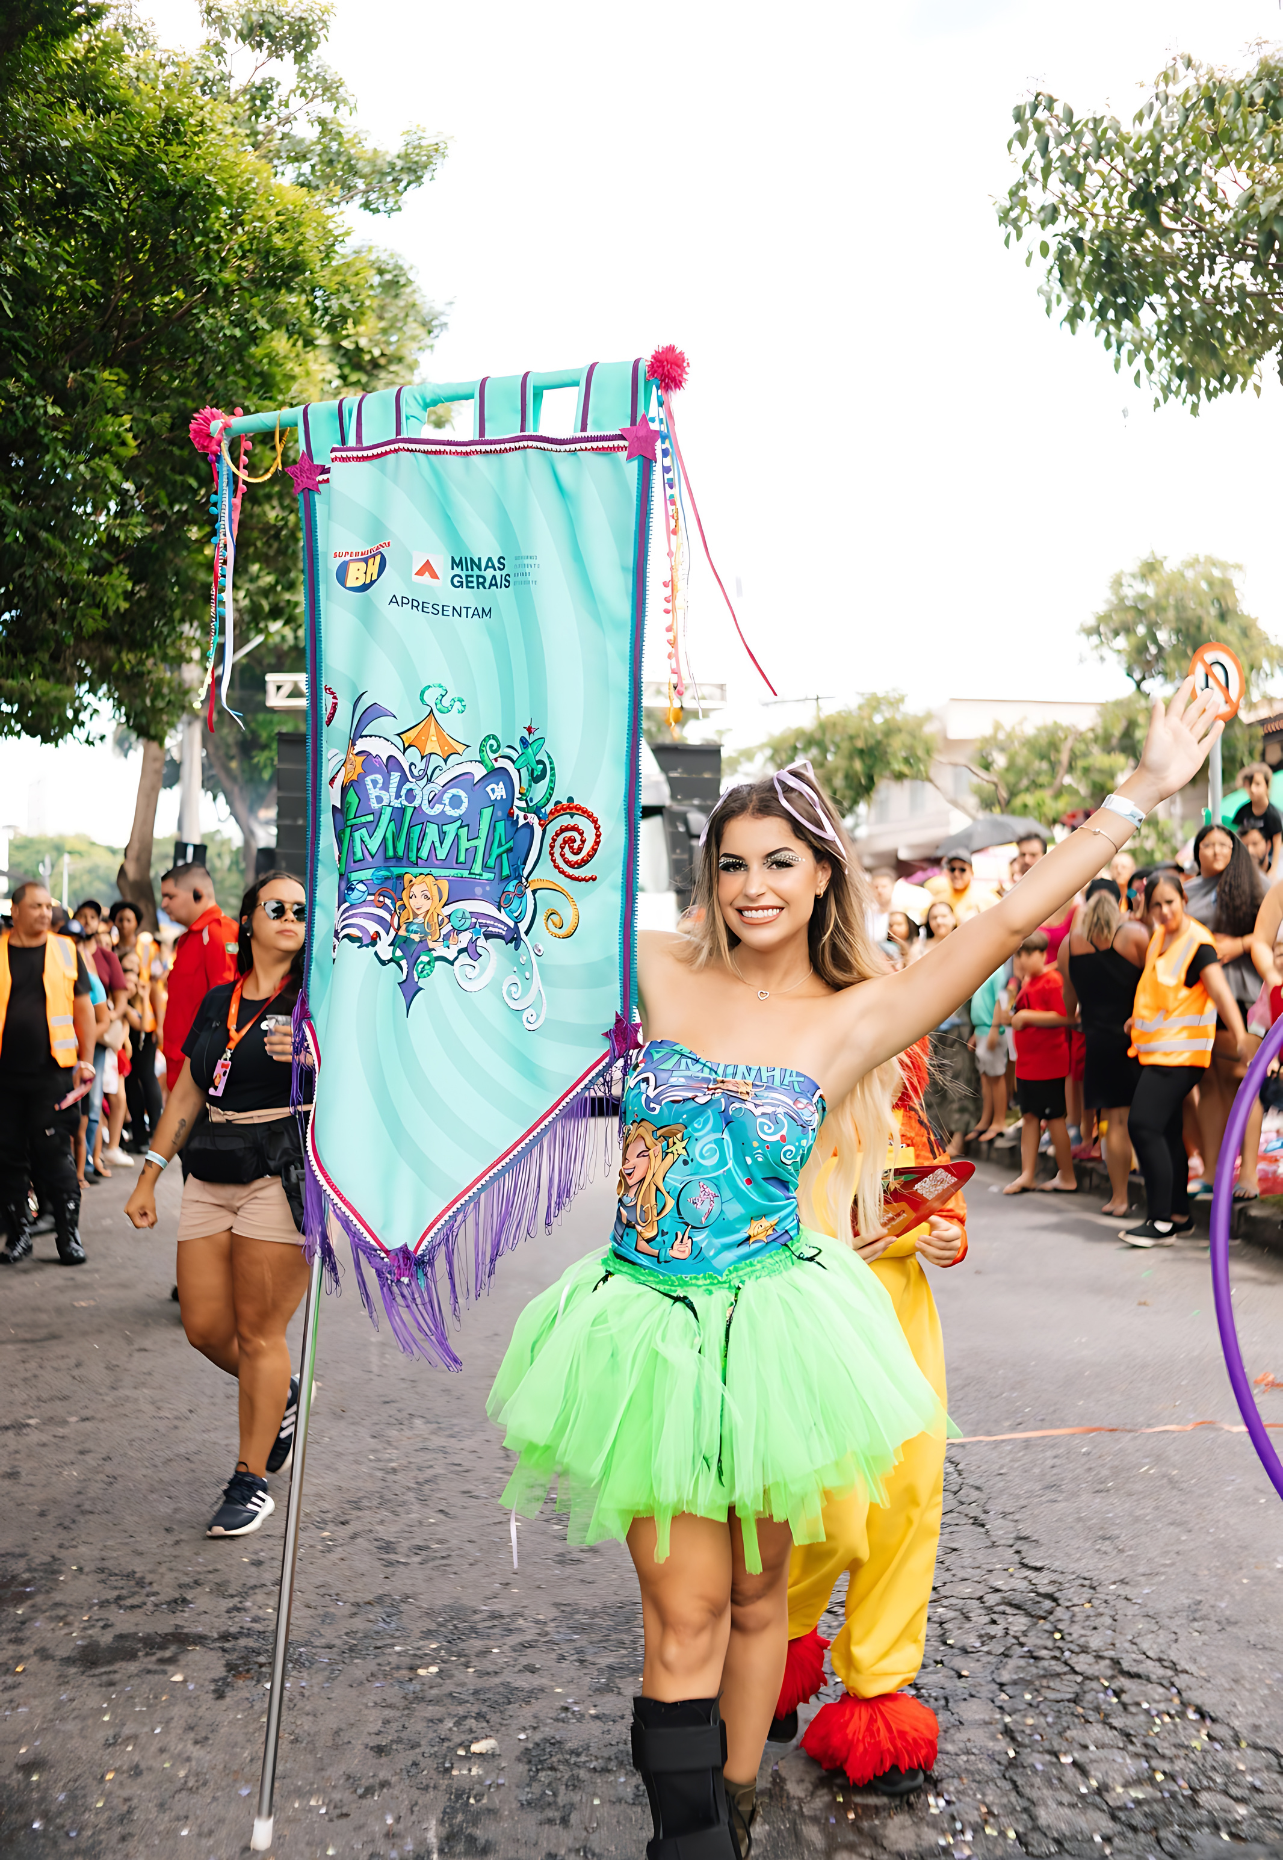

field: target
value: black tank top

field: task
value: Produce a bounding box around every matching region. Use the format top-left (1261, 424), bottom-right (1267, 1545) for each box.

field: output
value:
top-left (1067, 944), bottom-right (1142, 1039)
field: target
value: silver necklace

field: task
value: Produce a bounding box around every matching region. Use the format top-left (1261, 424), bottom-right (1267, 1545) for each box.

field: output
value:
top-left (728, 954), bottom-right (814, 1001)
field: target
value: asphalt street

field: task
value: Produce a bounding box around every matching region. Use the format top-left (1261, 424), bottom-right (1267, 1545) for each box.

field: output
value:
top-left (2, 1152), bottom-right (1282, 1860)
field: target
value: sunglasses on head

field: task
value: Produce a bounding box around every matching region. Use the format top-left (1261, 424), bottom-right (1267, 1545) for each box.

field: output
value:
top-left (259, 899), bottom-right (307, 923)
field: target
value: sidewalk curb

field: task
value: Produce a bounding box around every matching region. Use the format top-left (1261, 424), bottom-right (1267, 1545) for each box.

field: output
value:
top-left (962, 1133), bottom-right (1283, 1262)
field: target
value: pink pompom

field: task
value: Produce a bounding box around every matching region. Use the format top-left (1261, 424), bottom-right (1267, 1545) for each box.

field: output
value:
top-left (646, 345), bottom-right (689, 395)
top-left (189, 406), bottom-right (228, 455)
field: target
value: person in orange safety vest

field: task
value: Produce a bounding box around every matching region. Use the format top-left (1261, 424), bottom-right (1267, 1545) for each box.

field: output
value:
top-left (0, 881), bottom-right (97, 1264)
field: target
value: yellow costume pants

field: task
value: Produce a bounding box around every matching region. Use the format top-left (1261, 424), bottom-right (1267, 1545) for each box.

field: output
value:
top-left (786, 1241), bottom-right (947, 1697)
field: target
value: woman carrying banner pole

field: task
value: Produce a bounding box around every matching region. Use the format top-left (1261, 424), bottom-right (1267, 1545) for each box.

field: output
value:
top-left (489, 681), bottom-right (1223, 1860)
top-left (123, 872), bottom-right (313, 1536)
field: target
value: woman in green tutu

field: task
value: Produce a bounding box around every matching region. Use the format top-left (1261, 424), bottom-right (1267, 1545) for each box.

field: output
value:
top-left (488, 683), bottom-right (1222, 1860)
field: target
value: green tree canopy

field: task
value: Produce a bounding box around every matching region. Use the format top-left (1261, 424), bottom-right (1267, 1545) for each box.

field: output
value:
top-left (1083, 552), bottom-right (1278, 693)
top-left (1081, 552), bottom-right (1277, 774)
top-left (0, 0), bottom-right (443, 744)
top-left (745, 694), bottom-right (937, 819)
top-left (997, 49), bottom-right (1283, 408)
top-left (971, 696), bottom-right (1146, 823)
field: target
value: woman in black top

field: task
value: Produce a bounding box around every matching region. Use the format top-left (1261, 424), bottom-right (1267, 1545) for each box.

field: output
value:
top-left (125, 871), bottom-right (311, 1538)
top-left (1058, 879), bottom-right (1147, 1216)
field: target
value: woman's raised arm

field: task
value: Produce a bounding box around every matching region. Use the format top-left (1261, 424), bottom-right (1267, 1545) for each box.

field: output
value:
top-left (817, 680), bottom-right (1224, 1100)
top-left (1250, 878), bottom-right (1283, 988)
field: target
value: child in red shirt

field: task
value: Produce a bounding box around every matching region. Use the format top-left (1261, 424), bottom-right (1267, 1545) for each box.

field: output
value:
top-left (1003, 929), bottom-right (1077, 1195)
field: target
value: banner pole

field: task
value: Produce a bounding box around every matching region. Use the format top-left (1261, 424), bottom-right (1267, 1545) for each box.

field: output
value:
top-left (1209, 734), bottom-right (1223, 824)
top-left (250, 1248), bottom-right (324, 1852)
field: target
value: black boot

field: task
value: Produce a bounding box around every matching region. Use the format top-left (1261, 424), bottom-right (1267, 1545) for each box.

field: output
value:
top-left (631, 1696), bottom-right (738, 1859)
top-left (0, 1199), bottom-right (34, 1264)
top-left (53, 1195), bottom-right (85, 1266)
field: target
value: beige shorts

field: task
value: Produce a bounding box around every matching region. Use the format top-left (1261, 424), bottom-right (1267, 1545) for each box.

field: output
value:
top-left (177, 1173), bottom-right (300, 1244)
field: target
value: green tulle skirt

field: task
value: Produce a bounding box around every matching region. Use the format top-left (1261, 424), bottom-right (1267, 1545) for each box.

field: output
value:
top-left (486, 1231), bottom-right (945, 1572)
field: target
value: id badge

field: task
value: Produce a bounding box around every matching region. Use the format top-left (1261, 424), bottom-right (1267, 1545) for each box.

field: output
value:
top-left (208, 1046), bottom-right (233, 1099)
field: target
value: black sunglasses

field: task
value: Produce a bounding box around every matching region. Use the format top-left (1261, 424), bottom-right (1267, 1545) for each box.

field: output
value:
top-left (258, 899), bottom-right (307, 923)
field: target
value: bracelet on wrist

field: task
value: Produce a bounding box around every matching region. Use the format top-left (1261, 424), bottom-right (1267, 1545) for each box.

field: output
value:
top-left (144, 1149), bottom-right (170, 1172)
top-left (1099, 791), bottom-right (1147, 831)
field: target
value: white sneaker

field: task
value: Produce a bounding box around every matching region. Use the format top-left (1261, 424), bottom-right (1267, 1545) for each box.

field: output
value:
top-left (102, 1148), bottom-right (135, 1167)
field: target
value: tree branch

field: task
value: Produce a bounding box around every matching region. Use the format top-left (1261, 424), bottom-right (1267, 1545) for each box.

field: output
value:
top-left (1048, 727), bottom-right (1081, 797)
top-left (116, 737), bottom-right (165, 930)
top-left (940, 760), bottom-right (1008, 811)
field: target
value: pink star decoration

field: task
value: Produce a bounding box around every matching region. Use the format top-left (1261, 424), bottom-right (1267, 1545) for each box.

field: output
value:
top-left (286, 453), bottom-right (326, 495)
top-left (620, 416), bottom-right (658, 463)
top-left (605, 1011), bottom-right (643, 1061)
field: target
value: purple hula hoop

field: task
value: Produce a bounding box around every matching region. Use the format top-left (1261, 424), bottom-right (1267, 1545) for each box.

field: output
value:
top-left (1209, 1011), bottom-right (1283, 1501)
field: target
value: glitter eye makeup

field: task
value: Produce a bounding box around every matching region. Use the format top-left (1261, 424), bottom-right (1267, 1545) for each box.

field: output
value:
top-left (764, 852), bottom-right (802, 869)
top-left (718, 856), bottom-right (748, 873)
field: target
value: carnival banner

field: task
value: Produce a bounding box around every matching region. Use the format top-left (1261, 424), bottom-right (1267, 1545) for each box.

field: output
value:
top-left (293, 382), bottom-right (656, 1365)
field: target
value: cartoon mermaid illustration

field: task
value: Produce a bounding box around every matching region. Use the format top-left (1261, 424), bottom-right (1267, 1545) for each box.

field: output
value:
top-left (616, 1120), bottom-right (696, 1261)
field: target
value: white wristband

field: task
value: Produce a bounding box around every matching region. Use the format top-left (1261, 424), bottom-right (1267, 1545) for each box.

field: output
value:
top-left (144, 1149), bottom-right (170, 1172)
top-left (1099, 793), bottom-right (1146, 831)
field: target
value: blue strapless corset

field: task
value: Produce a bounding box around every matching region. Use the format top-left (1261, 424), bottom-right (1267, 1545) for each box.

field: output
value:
top-left (610, 1038), bottom-right (827, 1278)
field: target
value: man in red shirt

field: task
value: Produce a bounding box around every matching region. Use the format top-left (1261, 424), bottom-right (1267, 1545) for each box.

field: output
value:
top-left (1003, 928), bottom-right (1077, 1195)
top-left (159, 864), bottom-right (240, 1091)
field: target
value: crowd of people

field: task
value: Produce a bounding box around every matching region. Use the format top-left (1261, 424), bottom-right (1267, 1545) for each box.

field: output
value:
top-left (863, 761), bottom-right (1283, 1246)
top-left (0, 685), bottom-right (1244, 1854)
top-left (0, 861), bottom-right (309, 1537)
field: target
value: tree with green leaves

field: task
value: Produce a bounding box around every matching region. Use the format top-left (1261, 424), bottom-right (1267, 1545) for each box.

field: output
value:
top-left (997, 48), bottom-right (1283, 408)
top-left (964, 552), bottom-right (1269, 856)
top-left (744, 694), bottom-right (937, 819)
top-left (0, 0), bottom-right (445, 913)
top-left (1082, 552), bottom-right (1276, 776)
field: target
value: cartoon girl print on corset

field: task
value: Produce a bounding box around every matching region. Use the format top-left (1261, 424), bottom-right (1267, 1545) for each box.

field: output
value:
top-left (616, 1121), bottom-right (695, 1261)
top-left (610, 1039), bottom-right (826, 1278)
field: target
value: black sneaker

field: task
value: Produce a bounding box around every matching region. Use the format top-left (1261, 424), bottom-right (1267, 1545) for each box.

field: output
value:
top-left (0, 1231), bottom-right (33, 1265)
top-left (865, 1765), bottom-right (925, 1798)
top-left (266, 1376), bottom-right (300, 1475)
top-left (1120, 1220), bottom-right (1175, 1248)
top-left (207, 1469), bottom-right (275, 1537)
top-left (766, 1710), bottom-right (798, 1743)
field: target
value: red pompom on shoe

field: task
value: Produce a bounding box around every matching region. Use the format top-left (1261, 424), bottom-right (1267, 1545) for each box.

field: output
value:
top-left (800, 1692), bottom-right (938, 1787)
top-left (646, 344), bottom-right (689, 395)
top-left (774, 1628), bottom-right (830, 1719)
top-left (189, 406), bottom-right (228, 456)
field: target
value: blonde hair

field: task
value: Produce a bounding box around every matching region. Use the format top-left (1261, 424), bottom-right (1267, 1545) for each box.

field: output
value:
top-left (618, 1120), bottom-right (686, 1241)
top-left (399, 872), bottom-right (449, 940)
top-left (682, 771), bottom-right (900, 1244)
top-left (1080, 889), bottom-right (1121, 946)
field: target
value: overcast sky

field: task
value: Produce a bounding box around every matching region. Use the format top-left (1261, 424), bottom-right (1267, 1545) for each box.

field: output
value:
top-left (6, 0), bottom-right (1283, 844)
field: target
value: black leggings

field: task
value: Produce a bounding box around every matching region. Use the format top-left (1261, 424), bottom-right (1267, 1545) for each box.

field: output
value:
top-left (124, 1029), bottom-right (163, 1148)
top-left (1128, 1064), bottom-right (1202, 1222)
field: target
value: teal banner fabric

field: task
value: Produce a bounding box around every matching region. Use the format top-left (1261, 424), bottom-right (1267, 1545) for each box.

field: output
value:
top-left (295, 422), bottom-right (653, 1363)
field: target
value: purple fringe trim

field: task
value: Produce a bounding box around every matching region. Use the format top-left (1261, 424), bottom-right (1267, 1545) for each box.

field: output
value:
top-left (292, 1000), bottom-right (632, 1369)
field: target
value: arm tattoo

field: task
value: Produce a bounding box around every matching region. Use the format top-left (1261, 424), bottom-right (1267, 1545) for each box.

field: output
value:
top-left (172, 1116), bottom-right (189, 1153)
